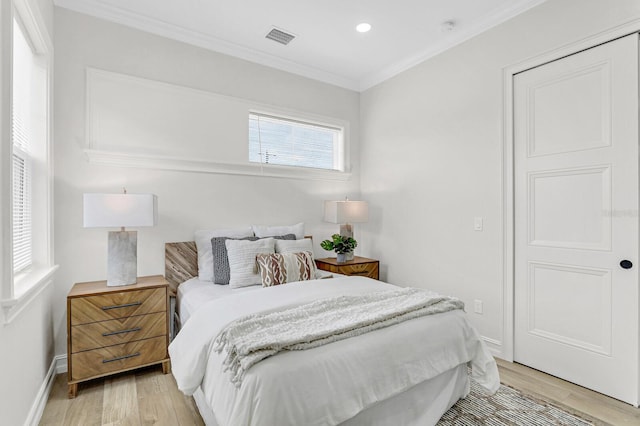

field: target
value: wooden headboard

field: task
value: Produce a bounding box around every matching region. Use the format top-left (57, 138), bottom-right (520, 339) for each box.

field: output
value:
top-left (165, 241), bottom-right (197, 296)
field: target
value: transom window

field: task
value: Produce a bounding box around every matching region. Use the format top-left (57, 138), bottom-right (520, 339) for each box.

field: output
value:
top-left (249, 113), bottom-right (344, 171)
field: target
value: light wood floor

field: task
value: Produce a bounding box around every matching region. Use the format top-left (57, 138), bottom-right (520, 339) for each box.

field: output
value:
top-left (41, 361), bottom-right (640, 425)
top-left (40, 366), bottom-right (204, 426)
top-left (496, 359), bottom-right (640, 425)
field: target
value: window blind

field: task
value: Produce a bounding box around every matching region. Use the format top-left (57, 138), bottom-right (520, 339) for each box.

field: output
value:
top-left (12, 152), bottom-right (31, 272)
top-left (11, 18), bottom-right (33, 273)
top-left (249, 113), bottom-right (342, 171)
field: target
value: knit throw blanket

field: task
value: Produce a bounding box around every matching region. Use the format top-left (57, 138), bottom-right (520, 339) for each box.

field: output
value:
top-left (213, 288), bottom-right (465, 386)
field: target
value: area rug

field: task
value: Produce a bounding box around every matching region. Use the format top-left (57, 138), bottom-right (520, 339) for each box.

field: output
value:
top-left (438, 377), bottom-right (594, 425)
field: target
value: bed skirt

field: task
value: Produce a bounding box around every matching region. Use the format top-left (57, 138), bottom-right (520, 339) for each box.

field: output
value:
top-left (192, 363), bottom-right (470, 426)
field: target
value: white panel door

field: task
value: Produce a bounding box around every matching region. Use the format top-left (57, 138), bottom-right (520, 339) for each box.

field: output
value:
top-left (514, 33), bottom-right (639, 405)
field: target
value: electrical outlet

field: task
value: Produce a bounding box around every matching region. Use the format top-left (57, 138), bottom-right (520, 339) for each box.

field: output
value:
top-left (474, 299), bottom-right (483, 314)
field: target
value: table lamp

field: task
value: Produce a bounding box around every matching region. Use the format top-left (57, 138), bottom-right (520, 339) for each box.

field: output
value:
top-left (83, 191), bottom-right (157, 286)
top-left (324, 198), bottom-right (368, 260)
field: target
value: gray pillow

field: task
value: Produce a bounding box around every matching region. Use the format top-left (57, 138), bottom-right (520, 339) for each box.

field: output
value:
top-left (211, 234), bottom-right (296, 284)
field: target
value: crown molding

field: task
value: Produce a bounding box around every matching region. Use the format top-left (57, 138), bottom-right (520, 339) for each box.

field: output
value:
top-left (358, 0), bottom-right (548, 90)
top-left (54, 0), bottom-right (360, 91)
top-left (55, 0), bottom-right (548, 92)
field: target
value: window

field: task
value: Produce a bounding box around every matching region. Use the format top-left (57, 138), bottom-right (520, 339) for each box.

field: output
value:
top-left (249, 113), bottom-right (344, 171)
top-left (12, 17), bottom-right (37, 274)
top-left (2, 0), bottom-right (55, 322)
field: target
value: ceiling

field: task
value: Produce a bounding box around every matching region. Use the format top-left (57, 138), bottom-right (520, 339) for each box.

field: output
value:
top-left (54, 0), bottom-right (547, 91)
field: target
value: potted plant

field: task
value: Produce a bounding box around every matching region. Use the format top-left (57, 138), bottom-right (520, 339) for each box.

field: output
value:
top-left (320, 234), bottom-right (357, 263)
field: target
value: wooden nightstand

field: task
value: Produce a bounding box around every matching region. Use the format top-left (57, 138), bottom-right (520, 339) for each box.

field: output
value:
top-left (66, 275), bottom-right (171, 398)
top-left (315, 256), bottom-right (380, 280)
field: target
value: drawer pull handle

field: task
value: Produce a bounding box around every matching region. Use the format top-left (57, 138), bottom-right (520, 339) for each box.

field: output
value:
top-left (350, 271), bottom-right (370, 275)
top-left (101, 301), bottom-right (142, 311)
top-left (102, 327), bottom-right (142, 337)
top-left (102, 352), bottom-right (141, 364)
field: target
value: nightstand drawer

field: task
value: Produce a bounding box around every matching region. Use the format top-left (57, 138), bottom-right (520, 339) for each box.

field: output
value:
top-left (339, 263), bottom-right (379, 278)
top-left (70, 336), bottom-right (167, 381)
top-left (70, 287), bottom-right (166, 325)
top-left (315, 257), bottom-right (380, 280)
top-left (71, 311), bottom-right (167, 353)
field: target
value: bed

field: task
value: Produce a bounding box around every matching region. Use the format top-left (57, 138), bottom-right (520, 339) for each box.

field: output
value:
top-left (165, 239), bottom-right (499, 426)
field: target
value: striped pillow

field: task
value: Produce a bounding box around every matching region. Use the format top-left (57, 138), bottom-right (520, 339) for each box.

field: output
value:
top-left (256, 251), bottom-right (316, 287)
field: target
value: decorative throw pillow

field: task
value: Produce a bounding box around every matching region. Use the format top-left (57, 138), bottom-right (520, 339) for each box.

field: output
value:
top-left (256, 251), bottom-right (317, 287)
top-left (212, 236), bottom-right (258, 284)
top-left (226, 238), bottom-right (276, 288)
top-left (275, 238), bottom-right (313, 255)
top-left (194, 227), bottom-right (254, 282)
top-left (212, 234), bottom-right (296, 284)
top-left (252, 222), bottom-right (305, 240)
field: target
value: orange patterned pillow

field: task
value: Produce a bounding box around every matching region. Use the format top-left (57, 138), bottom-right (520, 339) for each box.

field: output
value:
top-left (256, 251), bottom-right (316, 287)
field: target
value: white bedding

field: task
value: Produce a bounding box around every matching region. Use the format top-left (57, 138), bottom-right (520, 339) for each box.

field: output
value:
top-left (169, 276), bottom-right (499, 426)
top-left (177, 271), bottom-right (335, 324)
top-left (177, 278), bottom-right (257, 325)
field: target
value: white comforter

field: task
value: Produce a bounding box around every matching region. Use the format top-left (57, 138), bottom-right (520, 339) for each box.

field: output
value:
top-left (169, 276), bottom-right (499, 426)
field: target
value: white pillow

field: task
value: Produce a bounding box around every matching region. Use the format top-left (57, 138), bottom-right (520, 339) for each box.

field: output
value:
top-left (194, 227), bottom-right (254, 281)
top-left (226, 238), bottom-right (276, 288)
top-left (252, 222), bottom-right (304, 240)
top-left (275, 238), bottom-right (314, 255)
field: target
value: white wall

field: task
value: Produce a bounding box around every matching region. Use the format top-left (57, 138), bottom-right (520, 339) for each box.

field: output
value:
top-left (359, 0), bottom-right (640, 356)
top-left (0, 284), bottom-right (55, 425)
top-left (52, 8), bottom-right (360, 357)
top-left (0, 1), bottom-right (55, 424)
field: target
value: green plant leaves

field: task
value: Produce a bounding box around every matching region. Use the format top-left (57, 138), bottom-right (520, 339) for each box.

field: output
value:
top-left (320, 234), bottom-right (358, 254)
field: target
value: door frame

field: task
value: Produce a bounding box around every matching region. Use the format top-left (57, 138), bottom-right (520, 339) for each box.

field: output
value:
top-left (501, 18), bottom-right (640, 370)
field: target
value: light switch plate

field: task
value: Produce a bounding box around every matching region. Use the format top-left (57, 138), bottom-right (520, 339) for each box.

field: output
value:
top-left (474, 217), bottom-right (483, 231)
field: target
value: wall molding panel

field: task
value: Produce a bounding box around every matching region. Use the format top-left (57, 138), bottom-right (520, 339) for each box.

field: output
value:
top-left (84, 68), bottom-right (351, 181)
top-left (84, 149), bottom-right (351, 181)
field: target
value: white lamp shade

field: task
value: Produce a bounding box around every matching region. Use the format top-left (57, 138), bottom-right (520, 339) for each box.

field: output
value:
top-left (324, 200), bottom-right (369, 224)
top-left (83, 193), bottom-right (157, 228)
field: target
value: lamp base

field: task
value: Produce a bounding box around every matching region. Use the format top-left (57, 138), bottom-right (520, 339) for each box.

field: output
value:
top-left (339, 224), bottom-right (355, 261)
top-left (107, 231), bottom-right (137, 286)
top-left (339, 223), bottom-right (353, 239)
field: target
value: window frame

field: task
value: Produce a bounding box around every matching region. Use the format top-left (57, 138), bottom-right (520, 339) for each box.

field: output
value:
top-left (0, 0), bottom-right (56, 324)
top-left (249, 111), bottom-right (345, 172)
top-left (247, 107), bottom-right (350, 179)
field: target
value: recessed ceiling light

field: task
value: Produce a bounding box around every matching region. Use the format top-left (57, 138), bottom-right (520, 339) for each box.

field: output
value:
top-left (356, 23), bottom-right (371, 33)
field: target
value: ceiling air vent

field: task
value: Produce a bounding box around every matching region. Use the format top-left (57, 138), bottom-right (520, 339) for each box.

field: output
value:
top-left (265, 27), bottom-right (296, 45)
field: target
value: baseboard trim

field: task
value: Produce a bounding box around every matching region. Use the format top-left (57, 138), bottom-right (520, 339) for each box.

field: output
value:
top-left (56, 354), bottom-right (68, 374)
top-left (481, 336), bottom-right (503, 359)
top-left (24, 354), bottom-right (65, 426)
top-left (25, 354), bottom-right (67, 425)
